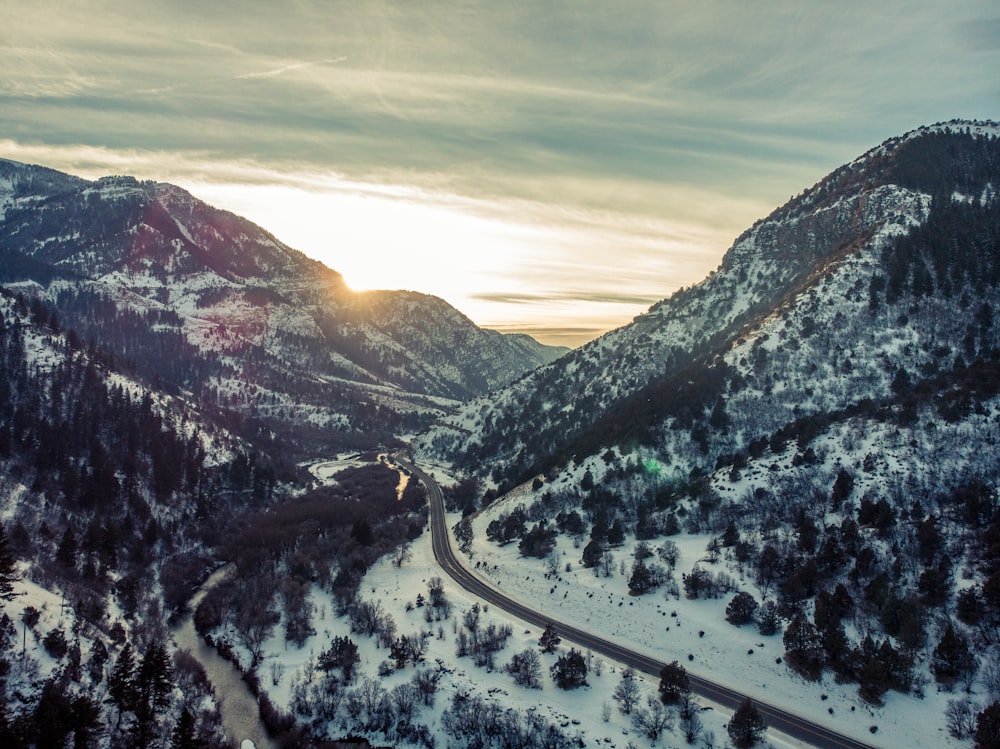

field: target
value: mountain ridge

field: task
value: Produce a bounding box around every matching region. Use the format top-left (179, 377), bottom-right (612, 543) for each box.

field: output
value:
top-left (0, 160), bottom-right (568, 452)
top-left (414, 119), bottom-right (1000, 481)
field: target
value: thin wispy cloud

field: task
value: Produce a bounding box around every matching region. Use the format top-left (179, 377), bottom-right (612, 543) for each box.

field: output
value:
top-left (234, 57), bottom-right (348, 80)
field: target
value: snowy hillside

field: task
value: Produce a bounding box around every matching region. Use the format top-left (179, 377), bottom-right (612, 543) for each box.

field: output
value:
top-left (0, 160), bottom-right (567, 451)
top-left (409, 120), bottom-right (1000, 746)
top-left (414, 120), bottom-right (1000, 481)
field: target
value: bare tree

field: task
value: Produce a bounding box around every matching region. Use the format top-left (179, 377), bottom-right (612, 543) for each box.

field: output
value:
top-left (347, 676), bottom-right (390, 732)
top-left (350, 599), bottom-right (387, 636)
top-left (613, 667), bottom-right (641, 715)
top-left (677, 692), bottom-right (703, 744)
top-left (233, 584), bottom-right (279, 669)
top-left (392, 543), bottom-right (413, 569)
top-left (946, 698), bottom-right (979, 739)
top-left (600, 551), bottom-right (615, 578)
top-left (391, 682), bottom-right (421, 722)
top-left (505, 648), bottom-right (543, 689)
top-left (375, 612), bottom-right (398, 649)
top-left (632, 696), bottom-right (673, 740)
top-left (270, 660), bottom-right (285, 686)
top-left (545, 552), bottom-right (560, 577)
top-left (412, 668), bottom-right (441, 706)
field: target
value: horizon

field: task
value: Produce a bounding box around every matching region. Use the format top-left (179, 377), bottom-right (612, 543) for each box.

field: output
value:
top-left (3, 2), bottom-right (998, 347)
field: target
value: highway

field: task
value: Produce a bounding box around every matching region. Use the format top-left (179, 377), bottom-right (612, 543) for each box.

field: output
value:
top-left (393, 454), bottom-right (879, 749)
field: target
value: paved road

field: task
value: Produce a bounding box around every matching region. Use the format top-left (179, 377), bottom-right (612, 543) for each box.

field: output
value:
top-left (394, 454), bottom-right (879, 749)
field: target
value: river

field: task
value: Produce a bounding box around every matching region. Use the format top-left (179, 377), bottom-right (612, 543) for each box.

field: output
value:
top-left (171, 564), bottom-right (276, 749)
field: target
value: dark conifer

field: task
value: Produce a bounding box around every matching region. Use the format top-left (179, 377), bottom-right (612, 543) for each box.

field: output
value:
top-left (0, 524), bottom-right (17, 602)
top-left (728, 697), bottom-right (767, 748)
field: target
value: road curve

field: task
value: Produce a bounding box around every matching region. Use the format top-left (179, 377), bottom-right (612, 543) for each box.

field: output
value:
top-left (394, 454), bottom-right (879, 749)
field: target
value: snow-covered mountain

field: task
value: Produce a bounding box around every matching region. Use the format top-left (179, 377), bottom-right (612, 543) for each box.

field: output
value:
top-left (415, 120), bottom-right (1000, 482)
top-left (407, 120), bottom-right (1000, 741)
top-left (0, 160), bottom-right (567, 449)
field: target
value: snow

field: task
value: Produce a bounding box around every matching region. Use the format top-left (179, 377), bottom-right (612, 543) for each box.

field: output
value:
top-left (247, 524), bottom-right (772, 749)
top-left (224, 442), bottom-right (968, 748)
top-left (3, 575), bottom-right (80, 692)
top-left (459, 506), bottom-right (963, 749)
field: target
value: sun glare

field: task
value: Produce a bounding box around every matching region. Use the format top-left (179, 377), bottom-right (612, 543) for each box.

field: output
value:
top-left (183, 178), bottom-right (660, 346)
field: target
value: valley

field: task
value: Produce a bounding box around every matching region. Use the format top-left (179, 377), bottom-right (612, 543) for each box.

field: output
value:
top-left (1, 121), bottom-right (999, 749)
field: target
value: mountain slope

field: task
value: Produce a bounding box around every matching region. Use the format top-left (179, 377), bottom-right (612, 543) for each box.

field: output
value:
top-left (415, 120), bottom-right (1000, 480)
top-left (0, 160), bottom-right (567, 450)
top-left (412, 120), bottom-right (1000, 744)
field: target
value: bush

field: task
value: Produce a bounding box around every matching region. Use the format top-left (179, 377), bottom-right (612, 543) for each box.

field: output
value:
top-left (43, 628), bottom-right (68, 659)
top-left (550, 649), bottom-right (588, 689)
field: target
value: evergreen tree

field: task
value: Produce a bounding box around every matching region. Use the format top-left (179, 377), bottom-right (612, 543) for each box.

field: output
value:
top-left (756, 600), bottom-right (781, 636)
top-left (627, 559), bottom-right (654, 594)
top-left (581, 538), bottom-right (603, 569)
top-left (933, 623), bottom-right (977, 689)
top-left (607, 519), bottom-right (626, 546)
top-left (170, 707), bottom-right (199, 749)
top-left (726, 592), bottom-right (759, 625)
top-left (977, 702), bottom-right (1000, 749)
top-left (728, 698), bottom-right (767, 748)
top-left (55, 526), bottom-right (77, 570)
top-left (0, 524), bottom-right (17, 602)
top-left (550, 648), bottom-right (588, 689)
top-left (658, 660), bottom-right (690, 703)
top-left (107, 643), bottom-right (135, 728)
top-left (783, 611), bottom-right (824, 679)
top-left (70, 694), bottom-right (102, 749)
top-left (132, 641), bottom-right (174, 748)
top-left (539, 622), bottom-right (561, 653)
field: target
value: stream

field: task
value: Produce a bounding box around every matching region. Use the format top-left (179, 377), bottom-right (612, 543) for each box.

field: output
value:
top-left (171, 564), bottom-right (276, 749)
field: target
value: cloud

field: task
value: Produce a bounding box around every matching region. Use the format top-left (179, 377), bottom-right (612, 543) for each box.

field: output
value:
top-left (234, 57), bottom-right (348, 80)
top-left (472, 292), bottom-right (662, 307)
top-left (2, 1), bottom-right (998, 343)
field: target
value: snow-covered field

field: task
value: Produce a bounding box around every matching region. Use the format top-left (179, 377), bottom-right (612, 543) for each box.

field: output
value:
top-left (456, 499), bottom-right (963, 749)
top-left (251, 521), bottom-right (768, 749)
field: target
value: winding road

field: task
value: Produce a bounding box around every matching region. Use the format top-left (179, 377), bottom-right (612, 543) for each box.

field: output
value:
top-left (393, 454), bottom-right (879, 749)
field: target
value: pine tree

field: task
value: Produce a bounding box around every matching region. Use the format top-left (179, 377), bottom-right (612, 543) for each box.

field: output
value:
top-left (933, 623), bottom-right (977, 689)
top-left (976, 702), bottom-right (1000, 749)
top-left (550, 649), bottom-right (588, 689)
top-left (658, 660), bottom-right (690, 703)
top-left (132, 642), bottom-right (174, 747)
top-left (726, 592), bottom-right (759, 625)
top-left (539, 622), bottom-right (561, 653)
top-left (581, 538), bottom-right (603, 569)
top-left (107, 643), bottom-right (135, 728)
top-left (627, 559), bottom-right (654, 594)
top-left (783, 610), bottom-right (824, 679)
top-left (55, 526), bottom-right (77, 570)
top-left (0, 524), bottom-right (17, 602)
top-left (728, 697), bottom-right (767, 748)
top-left (170, 707), bottom-right (199, 749)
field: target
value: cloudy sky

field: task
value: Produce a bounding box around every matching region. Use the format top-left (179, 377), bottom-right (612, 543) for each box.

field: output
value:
top-left (2, 1), bottom-right (998, 346)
